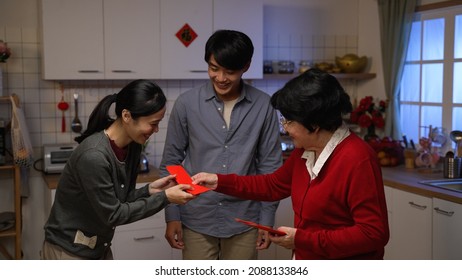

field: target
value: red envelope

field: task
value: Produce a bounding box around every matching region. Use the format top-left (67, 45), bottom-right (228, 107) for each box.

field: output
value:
top-left (234, 218), bottom-right (286, 236)
top-left (166, 165), bottom-right (211, 195)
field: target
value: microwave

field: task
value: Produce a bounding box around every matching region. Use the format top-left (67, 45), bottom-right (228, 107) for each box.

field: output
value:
top-left (43, 143), bottom-right (77, 173)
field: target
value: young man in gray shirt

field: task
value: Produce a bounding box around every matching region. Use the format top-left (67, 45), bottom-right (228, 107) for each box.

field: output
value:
top-left (160, 30), bottom-right (282, 259)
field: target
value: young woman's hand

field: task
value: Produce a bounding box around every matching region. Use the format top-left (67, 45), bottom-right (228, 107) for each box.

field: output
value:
top-left (148, 174), bottom-right (177, 195)
top-left (191, 172), bottom-right (218, 190)
top-left (165, 184), bottom-right (195, 205)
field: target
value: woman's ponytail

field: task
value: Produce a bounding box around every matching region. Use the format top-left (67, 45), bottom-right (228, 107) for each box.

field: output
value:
top-left (74, 94), bottom-right (117, 144)
top-left (74, 79), bottom-right (166, 144)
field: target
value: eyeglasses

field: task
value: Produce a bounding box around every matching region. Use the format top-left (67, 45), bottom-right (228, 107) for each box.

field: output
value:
top-left (279, 117), bottom-right (293, 128)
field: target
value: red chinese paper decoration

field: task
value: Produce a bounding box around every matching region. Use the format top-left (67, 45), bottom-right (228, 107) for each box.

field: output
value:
top-left (175, 23), bottom-right (198, 47)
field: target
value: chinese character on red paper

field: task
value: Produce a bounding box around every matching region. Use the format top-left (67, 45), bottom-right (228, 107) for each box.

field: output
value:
top-left (175, 23), bottom-right (198, 47)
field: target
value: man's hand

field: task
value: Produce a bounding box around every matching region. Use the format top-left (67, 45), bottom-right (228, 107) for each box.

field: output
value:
top-left (256, 229), bottom-right (271, 250)
top-left (165, 221), bottom-right (184, 249)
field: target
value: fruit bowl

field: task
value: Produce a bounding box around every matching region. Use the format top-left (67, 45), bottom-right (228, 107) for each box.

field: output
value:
top-left (366, 136), bottom-right (404, 167)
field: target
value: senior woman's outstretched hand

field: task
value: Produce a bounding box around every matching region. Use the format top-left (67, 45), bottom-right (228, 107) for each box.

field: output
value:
top-left (191, 172), bottom-right (218, 190)
top-left (269, 226), bottom-right (296, 249)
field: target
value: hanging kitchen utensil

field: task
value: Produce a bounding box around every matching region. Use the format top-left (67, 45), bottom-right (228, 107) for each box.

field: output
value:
top-left (71, 91), bottom-right (82, 133)
top-left (57, 85), bottom-right (69, 133)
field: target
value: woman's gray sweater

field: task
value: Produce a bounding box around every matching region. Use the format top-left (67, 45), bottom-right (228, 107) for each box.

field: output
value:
top-left (44, 131), bottom-right (169, 259)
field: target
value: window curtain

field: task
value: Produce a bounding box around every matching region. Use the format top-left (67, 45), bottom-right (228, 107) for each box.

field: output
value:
top-left (377, 0), bottom-right (417, 138)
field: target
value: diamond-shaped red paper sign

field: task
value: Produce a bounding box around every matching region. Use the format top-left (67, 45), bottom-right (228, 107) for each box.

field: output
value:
top-left (175, 23), bottom-right (198, 47)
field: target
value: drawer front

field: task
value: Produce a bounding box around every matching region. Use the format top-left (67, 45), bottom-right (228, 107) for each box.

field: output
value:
top-left (112, 227), bottom-right (174, 260)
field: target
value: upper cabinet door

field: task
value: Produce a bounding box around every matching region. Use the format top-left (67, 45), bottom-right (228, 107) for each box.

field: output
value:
top-left (160, 0), bottom-right (213, 79)
top-left (41, 0), bottom-right (105, 79)
top-left (41, 0), bottom-right (262, 80)
top-left (160, 0), bottom-right (263, 79)
top-left (213, 0), bottom-right (263, 79)
top-left (104, 0), bottom-right (161, 79)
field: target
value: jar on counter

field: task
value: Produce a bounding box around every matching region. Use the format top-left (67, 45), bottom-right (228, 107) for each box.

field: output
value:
top-left (263, 60), bottom-right (273, 74)
top-left (299, 60), bottom-right (311, 73)
top-left (278, 61), bottom-right (294, 74)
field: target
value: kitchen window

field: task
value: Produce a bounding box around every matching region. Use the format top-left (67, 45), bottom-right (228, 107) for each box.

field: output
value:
top-left (400, 6), bottom-right (462, 146)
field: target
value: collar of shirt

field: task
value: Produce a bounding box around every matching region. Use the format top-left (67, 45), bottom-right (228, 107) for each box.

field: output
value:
top-left (301, 122), bottom-right (351, 180)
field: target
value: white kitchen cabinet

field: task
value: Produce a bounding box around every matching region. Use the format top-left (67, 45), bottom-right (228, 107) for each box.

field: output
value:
top-left (41, 0), bottom-right (262, 80)
top-left (41, 0), bottom-right (160, 80)
top-left (110, 183), bottom-right (178, 260)
top-left (159, 0), bottom-right (213, 79)
top-left (432, 197), bottom-right (462, 260)
top-left (384, 185), bottom-right (462, 260)
top-left (41, 0), bottom-right (104, 79)
top-left (103, 0), bottom-right (161, 79)
top-left (213, 0), bottom-right (263, 80)
top-left (383, 186), bottom-right (394, 259)
top-left (111, 183), bottom-right (180, 260)
top-left (112, 209), bottom-right (180, 260)
top-left (160, 0), bottom-right (263, 79)
top-left (384, 186), bottom-right (432, 260)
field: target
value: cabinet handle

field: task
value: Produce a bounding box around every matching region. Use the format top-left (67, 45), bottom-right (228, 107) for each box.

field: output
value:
top-left (78, 70), bottom-right (100, 73)
top-left (434, 207), bottom-right (455, 217)
top-left (133, 235), bottom-right (155, 241)
top-left (408, 201), bottom-right (427, 210)
top-left (189, 70), bottom-right (207, 73)
top-left (112, 70), bottom-right (133, 73)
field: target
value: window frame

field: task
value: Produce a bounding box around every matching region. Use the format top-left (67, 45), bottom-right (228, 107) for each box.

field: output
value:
top-left (400, 6), bottom-right (462, 144)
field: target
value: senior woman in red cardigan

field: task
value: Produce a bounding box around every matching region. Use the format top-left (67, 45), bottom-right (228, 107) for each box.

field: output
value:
top-left (192, 69), bottom-right (389, 260)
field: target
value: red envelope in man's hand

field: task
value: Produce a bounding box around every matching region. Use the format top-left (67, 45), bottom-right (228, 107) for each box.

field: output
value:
top-left (166, 165), bottom-right (211, 195)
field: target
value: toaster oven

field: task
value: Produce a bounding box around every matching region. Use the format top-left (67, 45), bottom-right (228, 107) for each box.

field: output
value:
top-left (43, 143), bottom-right (77, 173)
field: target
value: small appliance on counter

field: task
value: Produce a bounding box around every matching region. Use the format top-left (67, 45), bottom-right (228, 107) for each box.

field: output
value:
top-left (139, 153), bottom-right (149, 173)
top-left (43, 143), bottom-right (77, 173)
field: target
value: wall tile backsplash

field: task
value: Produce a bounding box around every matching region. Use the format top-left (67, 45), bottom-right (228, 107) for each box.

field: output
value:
top-left (0, 26), bottom-right (358, 168)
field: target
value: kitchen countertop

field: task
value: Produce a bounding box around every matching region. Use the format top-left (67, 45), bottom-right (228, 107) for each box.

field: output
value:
top-left (42, 165), bottom-right (160, 190)
top-left (382, 165), bottom-right (462, 204)
top-left (41, 164), bottom-right (462, 204)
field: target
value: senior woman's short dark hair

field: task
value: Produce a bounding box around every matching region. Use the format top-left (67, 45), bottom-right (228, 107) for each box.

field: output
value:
top-left (270, 68), bottom-right (353, 132)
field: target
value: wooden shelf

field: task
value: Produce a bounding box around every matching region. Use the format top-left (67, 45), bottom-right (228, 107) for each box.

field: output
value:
top-left (263, 72), bottom-right (376, 80)
top-left (0, 227), bottom-right (16, 238)
top-left (0, 98), bottom-right (22, 260)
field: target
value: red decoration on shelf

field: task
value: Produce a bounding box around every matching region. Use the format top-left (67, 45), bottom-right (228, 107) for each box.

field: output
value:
top-left (175, 23), bottom-right (198, 47)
